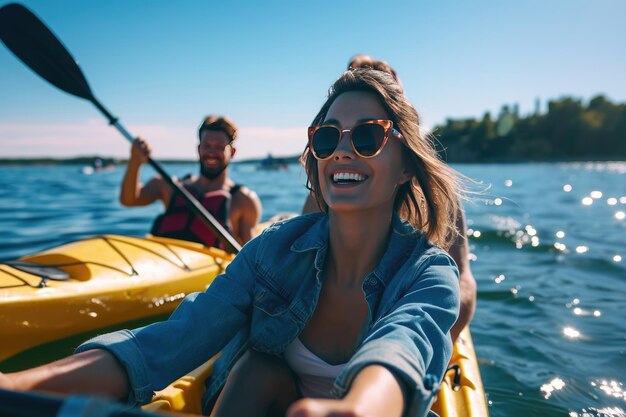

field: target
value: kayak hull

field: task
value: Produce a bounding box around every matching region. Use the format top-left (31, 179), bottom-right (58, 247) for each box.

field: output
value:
top-left (431, 327), bottom-right (489, 417)
top-left (0, 234), bottom-right (234, 362)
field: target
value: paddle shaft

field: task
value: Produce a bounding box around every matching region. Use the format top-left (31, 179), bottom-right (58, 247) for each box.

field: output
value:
top-left (0, 388), bottom-right (156, 417)
top-left (92, 96), bottom-right (242, 254)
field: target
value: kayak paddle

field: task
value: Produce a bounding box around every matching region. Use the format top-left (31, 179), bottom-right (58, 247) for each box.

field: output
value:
top-left (0, 388), bottom-right (156, 417)
top-left (0, 3), bottom-right (242, 253)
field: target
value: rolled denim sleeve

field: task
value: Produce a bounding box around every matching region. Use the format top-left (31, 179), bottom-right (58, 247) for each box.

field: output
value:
top-left (75, 238), bottom-right (261, 406)
top-left (335, 254), bottom-right (460, 416)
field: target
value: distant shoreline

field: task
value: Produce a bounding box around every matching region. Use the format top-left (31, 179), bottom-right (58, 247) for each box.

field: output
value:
top-left (0, 155), bottom-right (302, 167)
top-left (1, 155), bottom-right (624, 166)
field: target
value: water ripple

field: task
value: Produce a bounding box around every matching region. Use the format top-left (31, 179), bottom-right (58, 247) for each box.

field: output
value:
top-left (1, 163), bottom-right (624, 417)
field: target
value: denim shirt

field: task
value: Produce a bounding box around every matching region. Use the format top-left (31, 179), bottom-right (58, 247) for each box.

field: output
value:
top-left (77, 212), bottom-right (460, 416)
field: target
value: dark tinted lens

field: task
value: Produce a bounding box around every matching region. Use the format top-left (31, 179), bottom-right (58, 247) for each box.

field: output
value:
top-left (352, 123), bottom-right (385, 156)
top-left (312, 127), bottom-right (340, 159)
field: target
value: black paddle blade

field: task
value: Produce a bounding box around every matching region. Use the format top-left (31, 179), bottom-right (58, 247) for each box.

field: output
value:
top-left (0, 3), bottom-right (94, 100)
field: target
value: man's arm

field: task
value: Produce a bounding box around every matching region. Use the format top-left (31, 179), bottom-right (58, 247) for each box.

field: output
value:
top-left (447, 208), bottom-right (477, 342)
top-left (120, 138), bottom-right (167, 207)
top-left (231, 187), bottom-right (262, 244)
top-left (0, 349), bottom-right (129, 399)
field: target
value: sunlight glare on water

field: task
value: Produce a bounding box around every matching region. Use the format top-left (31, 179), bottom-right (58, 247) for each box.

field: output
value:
top-left (594, 380), bottom-right (626, 402)
top-left (569, 408), bottom-right (626, 417)
top-left (541, 377), bottom-right (566, 399)
top-left (563, 327), bottom-right (581, 339)
top-left (568, 380), bottom-right (626, 417)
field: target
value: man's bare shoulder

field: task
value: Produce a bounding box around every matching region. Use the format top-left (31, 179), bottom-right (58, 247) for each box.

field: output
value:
top-left (232, 185), bottom-right (261, 208)
top-left (230, 184), bottom-right (262, 242)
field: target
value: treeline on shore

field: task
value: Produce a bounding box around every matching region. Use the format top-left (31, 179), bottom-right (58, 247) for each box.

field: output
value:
top-left (0, 156), bottom-right (121, 166)
top-left (0, 155), bottom-right (302, 166)
top-left (433, 95), bottom-right (626, 162)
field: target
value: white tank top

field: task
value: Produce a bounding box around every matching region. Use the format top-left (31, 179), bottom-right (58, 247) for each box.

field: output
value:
top-left (284, 337), bottom-right (347, 398)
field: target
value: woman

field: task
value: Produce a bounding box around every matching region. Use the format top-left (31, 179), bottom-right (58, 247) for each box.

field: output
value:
top-left (0, 69), bottom-right (461, 417)
top-left (302, 55), bottom-right (476, 343)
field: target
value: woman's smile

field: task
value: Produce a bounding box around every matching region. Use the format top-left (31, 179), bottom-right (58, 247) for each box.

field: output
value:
top-left (330, 169), bottom-right (369, 186)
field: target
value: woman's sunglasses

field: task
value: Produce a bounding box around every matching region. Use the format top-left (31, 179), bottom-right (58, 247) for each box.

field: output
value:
top-left (307, 119), bottom-right (401, 160)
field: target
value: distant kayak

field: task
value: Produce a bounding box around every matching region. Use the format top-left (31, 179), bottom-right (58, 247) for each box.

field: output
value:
top-left (82, 158), bottom-right (116, 175)
top-left (258, 154), bottom-right (289, 170)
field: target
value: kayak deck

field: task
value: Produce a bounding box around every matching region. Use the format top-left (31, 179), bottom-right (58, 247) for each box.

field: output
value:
top-left (142, 327), bottom-right (488, 417)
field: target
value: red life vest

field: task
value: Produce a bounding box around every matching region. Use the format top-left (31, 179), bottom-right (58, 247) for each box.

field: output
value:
top-left (150, 184), bottom-right (241, 248)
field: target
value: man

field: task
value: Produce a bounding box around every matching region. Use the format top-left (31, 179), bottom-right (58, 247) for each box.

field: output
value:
top-left (120, 115), bottom-right (262, 249)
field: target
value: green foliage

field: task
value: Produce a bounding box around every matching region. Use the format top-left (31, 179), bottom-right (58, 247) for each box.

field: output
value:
top-left (434, 95), bottom-right (626, 162)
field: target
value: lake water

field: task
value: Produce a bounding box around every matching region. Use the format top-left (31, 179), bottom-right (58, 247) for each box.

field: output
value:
top-left (0, 162), bottom-right (625, 417)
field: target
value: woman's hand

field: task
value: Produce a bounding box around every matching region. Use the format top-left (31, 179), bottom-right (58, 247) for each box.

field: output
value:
top-left (288, 365), bottom-right (405, 417)
top-left (287, 398), bottom-right (363, 417)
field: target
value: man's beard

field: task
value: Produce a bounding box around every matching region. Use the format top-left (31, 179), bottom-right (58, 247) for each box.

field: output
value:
top-left (200, 161), bottom-right (227, 180)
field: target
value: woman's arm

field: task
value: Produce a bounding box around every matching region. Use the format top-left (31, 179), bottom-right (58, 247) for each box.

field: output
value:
top-left (0, 349), bottom-right (129, 399)
top-left (71, 242), bottom-right (261, 403)
top-left (335, 253), bottom-right (460, 417)
top-left (1, 237), bottom-right (263, 405)
top-left (287, 365), bottom-right (405, 417)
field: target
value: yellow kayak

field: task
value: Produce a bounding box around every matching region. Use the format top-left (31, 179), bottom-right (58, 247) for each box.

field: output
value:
top-left (0, 234), bottom-right (234, 363)
top-left (1, 224), bottom-right (488, 416)
top-left (431, 328), bottom-right (489, 417)
top-left (142, 326), bottom-right (488, 417)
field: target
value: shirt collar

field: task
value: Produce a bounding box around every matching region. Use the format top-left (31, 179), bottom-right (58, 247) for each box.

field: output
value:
top-left (291, 212), bottom-right (423, 287)
top-left (290, 212), bottom-right (329, 252)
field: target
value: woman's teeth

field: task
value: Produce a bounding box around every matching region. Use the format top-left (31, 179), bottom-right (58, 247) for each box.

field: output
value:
top-left (333, 172), bottom-right (366, 183)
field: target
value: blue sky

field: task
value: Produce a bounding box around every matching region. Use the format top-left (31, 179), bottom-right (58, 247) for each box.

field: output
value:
top-left (1, 0), bottom-right (625, 160)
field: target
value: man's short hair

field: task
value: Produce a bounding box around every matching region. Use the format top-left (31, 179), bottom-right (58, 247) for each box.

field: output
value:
top-left (198, 115), bottom-right (238, 142)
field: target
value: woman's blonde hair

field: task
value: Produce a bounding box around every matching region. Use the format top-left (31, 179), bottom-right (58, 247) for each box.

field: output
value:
top-left (301, 68), bottom-right (461, 248)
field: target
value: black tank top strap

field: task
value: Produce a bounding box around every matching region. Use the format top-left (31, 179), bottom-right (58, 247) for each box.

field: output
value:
top-left (230, 183), bottom-right (242, 196)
